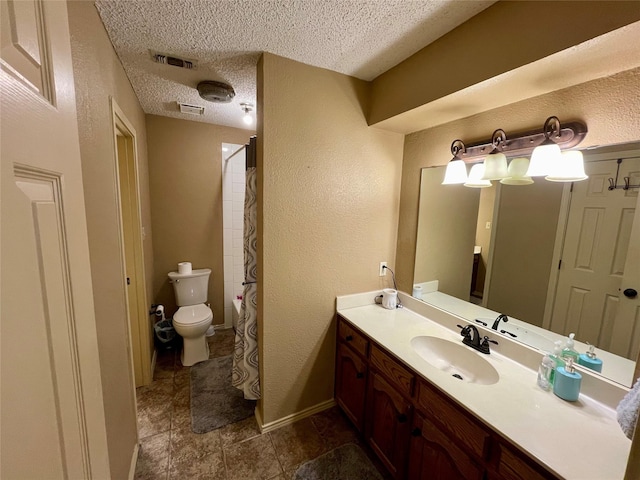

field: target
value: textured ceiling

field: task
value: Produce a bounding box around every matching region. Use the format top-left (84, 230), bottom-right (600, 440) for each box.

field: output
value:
top-left (95, 0), bottom-right (495, 130)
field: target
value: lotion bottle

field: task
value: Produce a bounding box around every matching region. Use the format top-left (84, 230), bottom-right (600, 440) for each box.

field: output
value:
top-left (553, 357), bottom-right (582, 402)
top-left (578, 344), bottom-right (603, 373)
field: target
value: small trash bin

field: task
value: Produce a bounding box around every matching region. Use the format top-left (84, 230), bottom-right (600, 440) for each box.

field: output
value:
top-left (154, 319), bottom-right (178, 349)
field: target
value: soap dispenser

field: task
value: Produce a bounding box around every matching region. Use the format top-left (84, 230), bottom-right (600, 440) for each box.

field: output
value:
top-left (553, 357), bottom-right (582, 402)
top-left (562, 333), bottom-right (579, 362)
top-left (578, 344), bottom-right (603, 373)
top-left (549, 340), bottom-right (565, 384)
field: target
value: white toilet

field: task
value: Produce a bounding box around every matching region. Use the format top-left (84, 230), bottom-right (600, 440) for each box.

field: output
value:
top-left (168, 268), bottom-right (213, 366)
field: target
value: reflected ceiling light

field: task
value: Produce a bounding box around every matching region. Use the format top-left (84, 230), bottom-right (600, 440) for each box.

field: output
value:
top-left (481, 130), bottom-right (508, 180)
top-left (442, 140), bottom-right (468, 184)
top-left (464, 164), bottom-right (492, 188)
top-left (501, 158), bottom-right (533, 185)
top-left (443, 116), bottom-right (587, 187)
top-left (240, 102), bottom-right (254, 125)
top-left (546, 150), bottom-right (588, 182)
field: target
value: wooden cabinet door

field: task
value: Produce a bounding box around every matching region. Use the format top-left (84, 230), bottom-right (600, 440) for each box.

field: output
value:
top-left (366, 371), bottom-right (412, 479)
top-left (408, 413), bottom-right (485, 480)
top-left (335, 342), bottom-right (367, 431)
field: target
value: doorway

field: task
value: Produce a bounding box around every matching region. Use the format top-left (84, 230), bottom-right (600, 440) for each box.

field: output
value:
top-left (112, 99), bottom-right (152, 387)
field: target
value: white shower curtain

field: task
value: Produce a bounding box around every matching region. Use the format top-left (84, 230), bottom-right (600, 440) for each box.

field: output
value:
top-left (232, 136), bottom-right (260, 400)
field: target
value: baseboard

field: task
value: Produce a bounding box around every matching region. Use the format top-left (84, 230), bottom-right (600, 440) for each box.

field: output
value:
top-left (257, 398), bottom-right (336, 434)
top-left (128, 442), bottom-right (139, 480)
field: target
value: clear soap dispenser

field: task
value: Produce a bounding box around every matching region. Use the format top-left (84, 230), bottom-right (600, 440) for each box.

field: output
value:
top-left (537, 354), bottom-right (555, 391)
top-left (578, 344), bottom-right (603, 373)
top-left (562, 333), bottom-right (580, 362)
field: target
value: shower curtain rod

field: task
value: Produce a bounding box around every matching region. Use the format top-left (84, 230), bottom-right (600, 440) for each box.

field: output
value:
top-left (226, 145), bottom-right (246, 162)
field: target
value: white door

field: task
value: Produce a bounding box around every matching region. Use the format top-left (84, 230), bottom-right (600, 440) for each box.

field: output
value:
top-left (1, 0), bottom-right (111, 478)
top-left (551, 156), bottom-right (640, 358)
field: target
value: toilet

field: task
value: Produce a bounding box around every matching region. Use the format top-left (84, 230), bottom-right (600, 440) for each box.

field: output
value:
top-left (168, 268), bottom-right (213, 366)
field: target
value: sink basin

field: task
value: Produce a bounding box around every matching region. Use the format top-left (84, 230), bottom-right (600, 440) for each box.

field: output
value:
top-left (410, 336), bottom-right (499, 385)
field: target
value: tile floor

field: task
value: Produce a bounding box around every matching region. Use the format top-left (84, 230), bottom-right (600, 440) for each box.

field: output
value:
top-left (135, 328), bottom-right (386, 479)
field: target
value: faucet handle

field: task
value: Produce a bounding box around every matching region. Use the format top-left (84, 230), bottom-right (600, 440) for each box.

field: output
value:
top-left (482, 336), bottom-right (498, 346)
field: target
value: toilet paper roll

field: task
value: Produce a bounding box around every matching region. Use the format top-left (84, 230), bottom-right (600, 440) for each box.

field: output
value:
top-left (412, 285), bottom-right (423, 299)
top-left (178, 262), bottom-right (192, 275)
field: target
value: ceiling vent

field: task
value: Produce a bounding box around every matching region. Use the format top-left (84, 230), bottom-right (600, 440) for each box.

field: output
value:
top-left (197, 80), bottom-right (235, 103)
top-left (151, 50), bottom-right (196, 69)
top-left (177, 102), bottom-right (204, 116)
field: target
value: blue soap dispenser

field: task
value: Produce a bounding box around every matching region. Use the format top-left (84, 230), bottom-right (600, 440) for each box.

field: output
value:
top-left (553, 357), bottom-right (582, 402)
top-left (578, 344), bottom-right (603, 373)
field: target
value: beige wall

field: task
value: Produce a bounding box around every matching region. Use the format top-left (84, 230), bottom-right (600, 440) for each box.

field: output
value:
top-left (67, 1), bottom-right (153, 478)
top-left (486, 182), bottom-right (563, 327)
top-left (369, 1), bottom-right (640, 126)
top-left (146, 115), bottom-right (253, 322)
top-left (258, 53), bottom-right (404, 424)
top-left (474, 187), bottom-right (496, 295)
top-left (414, 167), bottom-right (479, 300)
top-left (396, 67), bottom-right (640, 293)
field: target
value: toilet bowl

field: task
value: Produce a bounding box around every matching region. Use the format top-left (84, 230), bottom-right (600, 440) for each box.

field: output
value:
top-left (173, 304), bottom-right (213, 366)
top-left (168, 268), bottom-right (213, 366)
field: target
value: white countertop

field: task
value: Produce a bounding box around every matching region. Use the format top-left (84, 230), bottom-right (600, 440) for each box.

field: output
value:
top-left (337, 291), bottom-right (632, 480)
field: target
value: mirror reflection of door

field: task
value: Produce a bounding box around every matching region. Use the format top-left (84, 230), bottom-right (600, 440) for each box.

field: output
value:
top-left (550, 157), bottom-right (640, 359)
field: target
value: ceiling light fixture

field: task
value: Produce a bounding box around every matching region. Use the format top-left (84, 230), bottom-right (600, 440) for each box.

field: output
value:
top-left (442, 116), bottom-right (588, 187)
top-left (241, 103), bottom-right (254, 126)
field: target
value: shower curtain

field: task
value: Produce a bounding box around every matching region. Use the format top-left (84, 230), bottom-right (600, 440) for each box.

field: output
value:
top-left (232, 136), bottom-right (260, 399)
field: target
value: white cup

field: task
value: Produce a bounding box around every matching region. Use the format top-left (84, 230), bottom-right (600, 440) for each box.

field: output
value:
top-left (412, 285), bottom-right (423, 298)
top-left (382, 288), bottom-right (398, 310)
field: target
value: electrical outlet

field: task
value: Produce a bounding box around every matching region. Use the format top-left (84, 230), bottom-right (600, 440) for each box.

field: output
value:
top-left (379, 262), bottom-right (387, 276)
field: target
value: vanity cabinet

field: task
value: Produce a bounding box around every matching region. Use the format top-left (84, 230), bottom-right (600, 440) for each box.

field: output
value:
top-left (334, 315), bottom-right (560, 480)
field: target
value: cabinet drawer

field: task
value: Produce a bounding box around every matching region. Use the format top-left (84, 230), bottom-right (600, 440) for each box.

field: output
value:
top-left (338, 317), bottom-right (369, 358)
top-left (493, 442), bottom-right (558, 480)
top-left (370, 345), bottom-right (415, 398)
top-left (417, 380), bottom-right (490, 461)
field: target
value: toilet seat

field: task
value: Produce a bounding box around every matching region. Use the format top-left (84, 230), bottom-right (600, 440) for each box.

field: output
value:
top-left (174, 304), bottom-right (213, 327)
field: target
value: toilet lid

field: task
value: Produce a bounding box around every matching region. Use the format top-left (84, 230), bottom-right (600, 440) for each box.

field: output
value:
top-left (174, 304), bottom-right (213, 326)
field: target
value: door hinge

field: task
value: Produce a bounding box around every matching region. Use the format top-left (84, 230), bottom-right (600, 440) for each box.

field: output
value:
top-left (127, 277), bottom-right (131, 285)
top-left (558, 259), bottom-right (562, 270)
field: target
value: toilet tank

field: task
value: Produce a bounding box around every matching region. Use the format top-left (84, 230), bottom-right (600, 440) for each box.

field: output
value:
top-left (168, 268), bottom-right (211, 306)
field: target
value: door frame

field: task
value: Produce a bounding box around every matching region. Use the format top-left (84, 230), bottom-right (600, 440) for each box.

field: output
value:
top-left (110, 98), bottom-right (152, 387)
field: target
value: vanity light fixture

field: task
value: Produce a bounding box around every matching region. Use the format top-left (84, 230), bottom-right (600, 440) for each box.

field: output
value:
top-left (442, 116), bottom-right (588, 187)
top-left (241, 102), bottom-right (254, 125)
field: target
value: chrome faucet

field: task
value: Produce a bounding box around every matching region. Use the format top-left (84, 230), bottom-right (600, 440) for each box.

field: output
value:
top-left (492, 313), bottom-right (508, 331)
top-left (458, 324), bottom-right (498, 354)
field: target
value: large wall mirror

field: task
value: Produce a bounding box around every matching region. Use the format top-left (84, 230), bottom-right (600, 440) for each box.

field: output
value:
top-left (413, 142), bottom-right (640, 387)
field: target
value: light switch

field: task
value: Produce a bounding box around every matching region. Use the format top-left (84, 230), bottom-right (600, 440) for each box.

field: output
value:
top-left (485, 222), bottom-right (491, 230)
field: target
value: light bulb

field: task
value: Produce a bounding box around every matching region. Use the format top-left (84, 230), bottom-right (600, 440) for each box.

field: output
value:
top-left (243, 111), bottom-right (253, 125)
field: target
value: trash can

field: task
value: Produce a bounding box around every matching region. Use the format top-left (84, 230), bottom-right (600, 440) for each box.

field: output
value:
top-left (154, 318), bottom-right (179, 350)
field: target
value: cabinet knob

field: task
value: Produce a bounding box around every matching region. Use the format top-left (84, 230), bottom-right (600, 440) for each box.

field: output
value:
top-left (345, 335), bottom-right (353, 342)
top-left (411, 427), bottom-right (422, 437)
top-left (356, 372), bottom-right (364, 379)
top-left (397, 413), bottom-right (408, 423)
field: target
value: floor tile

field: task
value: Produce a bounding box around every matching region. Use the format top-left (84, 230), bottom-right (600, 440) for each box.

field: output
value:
top-left (137, 380), bottom-right (174, 438)
top-left (310, 406), bottom-right (359, 449)
top-left (269, 417), bottom-right (327, 471)
top-left (224, 434), bottom-right (283, 480)
top-left (219, 415), bottom-right (261, 447)
top-left (169, 425), bottom-right (222, 466)
top-left (171, 401), bottom-right (192, 431)
top-left (208, 329), bottom-right (235, 358)
top-left (154, 350), bottom-right (176, 380)
top-left (169, 450), bottom-right (226, 480)
top-left (135, 431), bottom-right (170, 480)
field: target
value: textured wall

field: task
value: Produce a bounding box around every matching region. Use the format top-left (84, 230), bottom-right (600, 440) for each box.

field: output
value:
top-left (258, 53), bottom-right (404, 424)
top-left (370, 1), bottom-right (640, 126)
top-left (146, 115), bottom-right (253, 322)
top-left (67, 1), bottom-right (152, 478)
top-left (395, 67), bottom-right (640, 293)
